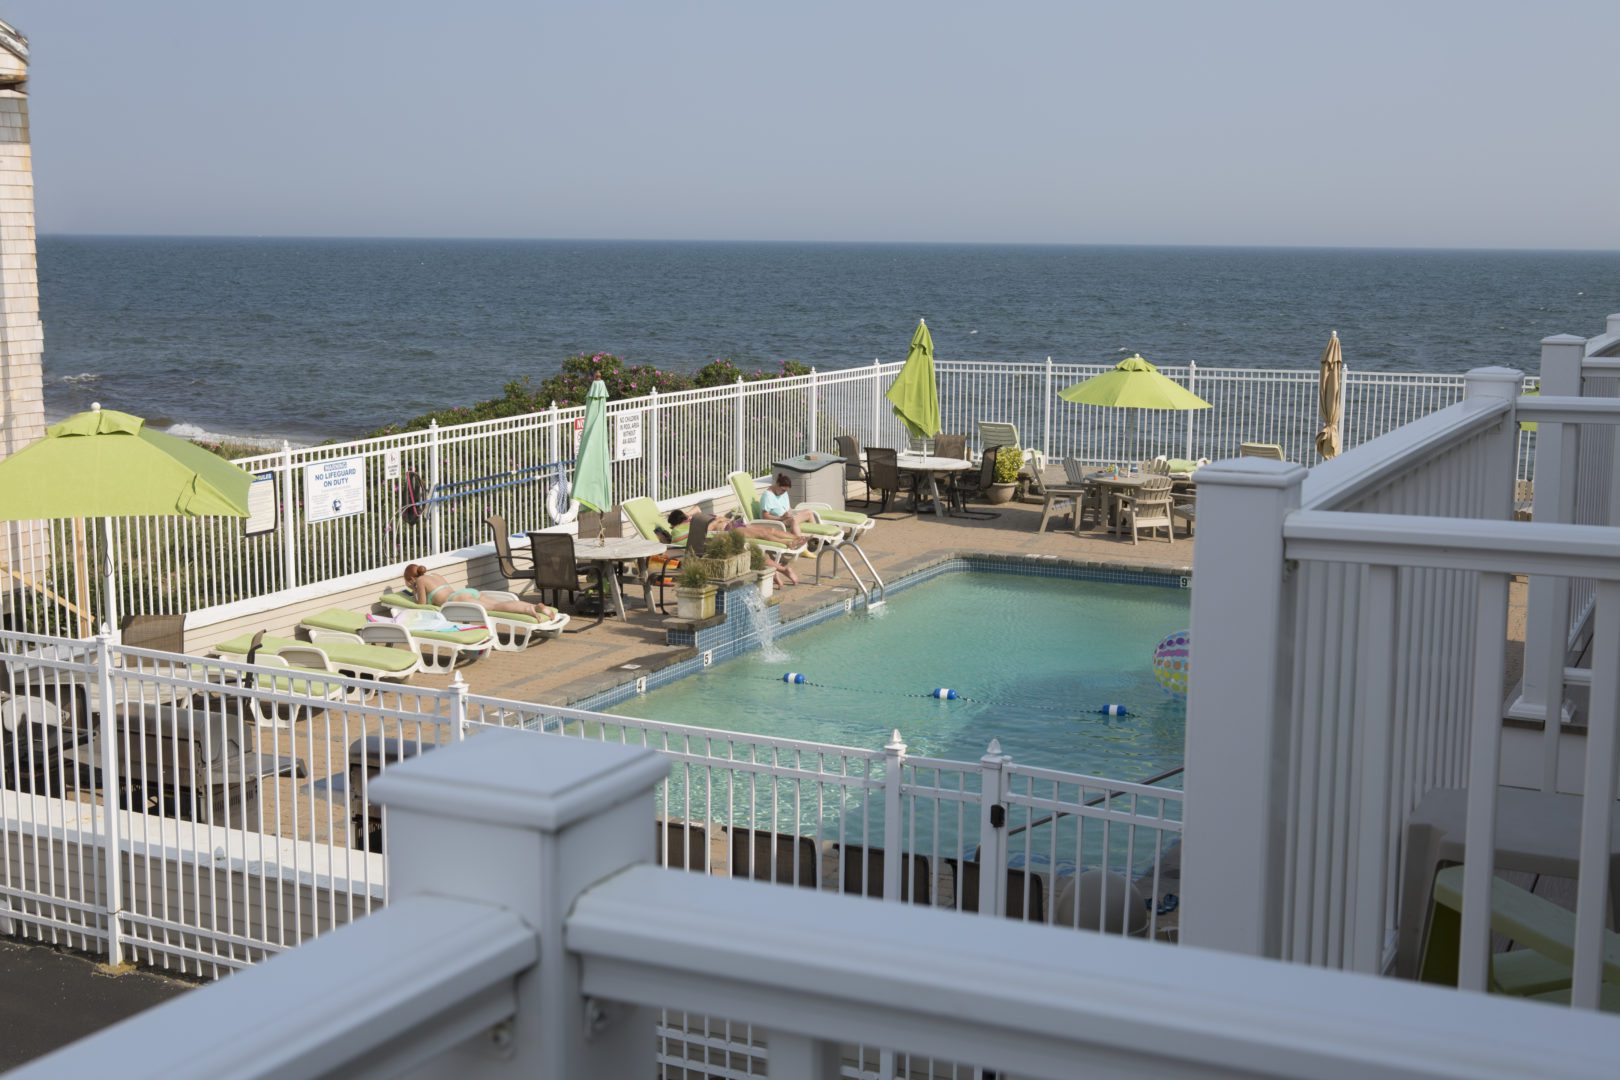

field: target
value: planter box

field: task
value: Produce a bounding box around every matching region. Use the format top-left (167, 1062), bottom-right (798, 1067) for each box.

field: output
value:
top-left (756, 569), bottom-right (775, 600)
top-left (675, 585), bottom-right (717, 621)
top-left (695, 552), bottom-right (750, 583)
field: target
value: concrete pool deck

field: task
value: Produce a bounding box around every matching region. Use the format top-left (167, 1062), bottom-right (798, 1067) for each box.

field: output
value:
top-left (412, 482), bottom-right (1196, 706)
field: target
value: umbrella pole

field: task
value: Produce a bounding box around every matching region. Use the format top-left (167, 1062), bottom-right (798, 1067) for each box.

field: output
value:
top-left (100, 517), bottom-right (119, 640)
top-left (71, 518), bottom-right (91, 639)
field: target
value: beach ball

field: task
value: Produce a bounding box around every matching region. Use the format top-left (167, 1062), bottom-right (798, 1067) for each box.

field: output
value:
top-left (1152, 629), bottom-right (1191, 699)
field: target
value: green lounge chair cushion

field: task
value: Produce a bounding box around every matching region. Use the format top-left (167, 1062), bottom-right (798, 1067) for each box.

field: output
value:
top-left (621, 496), bottom-right (670, 542)
top-left (378, 591), bottom-right (545, 625)
top-left (815, 509), bottom-right (869, 526)
top-left (305, 608), bottom-right (490, 646)
top-left (188, 663), bottom-right (338, 698)
top-left (212, 632), bottom-right (418, 675)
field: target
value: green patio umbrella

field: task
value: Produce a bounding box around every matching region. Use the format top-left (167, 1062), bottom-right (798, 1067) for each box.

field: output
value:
top-left (1058, 354), bottom-right (1211, 462)
top-left (571, 379), bottom-right (613, 541)
top-left (0, 403), bottom-right (253, 635)
top-left (886, 318), bottom-right (941, 447)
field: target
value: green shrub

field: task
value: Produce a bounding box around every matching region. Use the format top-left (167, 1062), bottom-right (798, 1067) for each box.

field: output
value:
top-left (749, 544), bottom-right (766, 571)
top-left (993, 446), bottom-right (1024, 485)
top-left (677, 563), bottom-right (709, 589)
top-left (706, 529), bottom-right (743, 558)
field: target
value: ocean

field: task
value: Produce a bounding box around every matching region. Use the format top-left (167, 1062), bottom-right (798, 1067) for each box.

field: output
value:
top-left (36, 237), bottom-right (1620, 445)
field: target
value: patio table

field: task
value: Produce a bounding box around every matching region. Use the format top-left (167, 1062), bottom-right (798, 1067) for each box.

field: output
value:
top-left (572, 535), bottom-right (665, 621)
top-left (896, 453), bottom-right (973, 519)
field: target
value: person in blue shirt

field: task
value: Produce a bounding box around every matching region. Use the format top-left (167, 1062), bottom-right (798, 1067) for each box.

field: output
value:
top-left (758, 473), bottom-right (817, 539)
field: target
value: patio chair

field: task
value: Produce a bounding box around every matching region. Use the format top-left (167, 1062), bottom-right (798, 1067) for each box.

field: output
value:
top-left (834, 434), bottom-right (871, 506)
top-left (1171, 491), bottom-right (1197, 536)
top-left (377, 588), bottom-right (568, 651)
top-left (933, 433), bottom-right (967, 461)
top-left (655, 819), bottom-right (711, 873)
top-left (527, 531), bottom-right (605, 626)
top-left (300, 607), bottom-right (493, 672)
top-left (864, 448), bottom-right (920, 516)
top-left (836, 844), bottom-right (932, 904)
top-left (1112, 474), bottom-right (1176, 544)
top-left (947, 446), bottom-right (1003, 519)
top-left (623, 496), bottom-right (687, 613)
top-left (727, 826), bottom-right (819, 888)
top-left (1, 688), bottom-right (92, 797)
top-left (1418, 865), bottom-right (1620, 1008)
top-left (484, 514), bottom-right (535, 585)
top-left (1240, 441), bottom-right (1286, 460)
top-left (946, 858), bottom-right (1047, 922)
top-left (1037, 478), bottom-right (1087, 534)
top-left (1063, 457), bottom-right (1107, 528)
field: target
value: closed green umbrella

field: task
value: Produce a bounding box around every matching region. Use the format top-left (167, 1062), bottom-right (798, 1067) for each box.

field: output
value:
top-left (1058, 355), bottom-right (1211, 462)
top-left (885, 318), bottom-right (941, 445)
top-left (0, 404), bottom-right (253, 634)
top-left (571, 379), bottom-right (613, 540)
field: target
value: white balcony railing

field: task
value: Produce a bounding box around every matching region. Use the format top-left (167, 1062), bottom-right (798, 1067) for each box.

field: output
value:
top-left (18, 731), bottom-right (1618, 1080)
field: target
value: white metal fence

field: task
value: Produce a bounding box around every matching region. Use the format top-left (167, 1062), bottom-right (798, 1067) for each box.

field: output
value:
top-left (3, 360), bottom-right (1535, 637)
top-left (2, 626), bottom-right (1181, 990)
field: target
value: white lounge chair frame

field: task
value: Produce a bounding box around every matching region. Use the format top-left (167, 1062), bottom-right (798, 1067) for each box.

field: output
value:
top-left (302, 616), bottom-right (491, 675)
top-left (384, 591), bottom-right (569, 653)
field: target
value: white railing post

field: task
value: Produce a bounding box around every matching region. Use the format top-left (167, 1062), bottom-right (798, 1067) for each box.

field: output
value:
top-left (279, 441), bottom-right (297, 591)
top-left (547, 401), bottom-right (560, 469)
top-left (1462, 366), bottom-right (1523, 517)
top-left (374, 729), bottom-right (667, 1077)
top-left (976, 738), bottom-right (1010, 917)
top-left (428, 419), bottom-right (444, 556)
top-left (647, 388), bottom-right (661, 504)
top-left (808, 368), bottom-right (819, 454)
top-left (1185, 359), bottom-right (1197, 462)
top-left (450, 672), bottom-right (468, 742)
top-left (1180, 458), bottom-right (1306, 958)
top-left (735, 376), bottom-right (746, 474)
top-left (1042, 357), bottom-right (1053, 462)
top-left (871, 359), bottom-right (882, 447)
top-left (1336, 359), bottom-right (1350, 455)
top-left (95, 625), bottom-right (124, 967)
top-left (882, 729), bottom-right (906, 903)
top-left (1517, 335), bottom-right (1586, 736)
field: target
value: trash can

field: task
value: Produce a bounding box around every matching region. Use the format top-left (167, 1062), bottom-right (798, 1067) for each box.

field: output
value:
top-left (772, 452), bottom-right (847, 511)
top-left (348, 735), bottom-right (434, 853)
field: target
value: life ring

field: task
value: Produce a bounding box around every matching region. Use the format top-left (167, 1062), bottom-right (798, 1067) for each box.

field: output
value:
top-left (548, 473), bottom-right (579, 524)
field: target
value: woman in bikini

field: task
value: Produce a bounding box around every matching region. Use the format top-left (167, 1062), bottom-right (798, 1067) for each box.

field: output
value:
top-left (402, 564), bottom-right (557, 619)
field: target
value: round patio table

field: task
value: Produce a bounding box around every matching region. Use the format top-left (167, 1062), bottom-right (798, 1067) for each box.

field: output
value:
top-left (572, 535), bottom-right (665, 621)
top-left (897, 453), bottom-right (973, 519)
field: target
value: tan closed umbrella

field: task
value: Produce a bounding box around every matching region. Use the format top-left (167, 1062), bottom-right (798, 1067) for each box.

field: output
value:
top-left (1314, 331), bottom-right (1344, 460)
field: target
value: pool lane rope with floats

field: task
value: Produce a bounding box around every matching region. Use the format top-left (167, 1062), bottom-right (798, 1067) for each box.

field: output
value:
top-left (775, 673), bottom-right (1131, 716)
top-left (773, 629), bottom-right (1192, 717)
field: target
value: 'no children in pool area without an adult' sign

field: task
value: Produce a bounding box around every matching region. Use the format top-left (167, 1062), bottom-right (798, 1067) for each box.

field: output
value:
top-left (304, 456), bottom-right (367, 523)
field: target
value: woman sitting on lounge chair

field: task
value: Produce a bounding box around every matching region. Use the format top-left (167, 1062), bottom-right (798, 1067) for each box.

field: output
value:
top-left (759, 473), bottom-right (818, 538)
top-left (403, 564), bottom-right (558, 619)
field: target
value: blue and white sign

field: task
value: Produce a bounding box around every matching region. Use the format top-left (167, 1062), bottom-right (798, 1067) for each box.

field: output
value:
top-left (304, 456), bottom-right (367, 523)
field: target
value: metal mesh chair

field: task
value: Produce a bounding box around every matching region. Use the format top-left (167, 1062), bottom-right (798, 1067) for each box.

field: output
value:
top-left (526, 532), bottom-right (604, 625)
top-left (485, 514), bottom-right (534, 582)
top-left (863, 448), bottom-right (918, 516)
top-left (948, 446), bottom-right (1002, 519)
top-left (933, 434), bottom-right (967, 461)
top-left (834, 434), bottom-right (870, 506)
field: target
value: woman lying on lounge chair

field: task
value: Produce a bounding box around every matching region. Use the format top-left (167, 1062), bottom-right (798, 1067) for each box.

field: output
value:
top-left (403, 564), bottom-right (559, 619)
top-left (658, 509), bottom-right (807, 548)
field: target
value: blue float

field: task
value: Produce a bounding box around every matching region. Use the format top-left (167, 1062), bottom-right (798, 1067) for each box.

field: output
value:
top-left (1097, 704), bottom-right (1131, 716)
top-left (782, 672), bottom-right (806, 684)
top-left (931, 688), bottom-right (959, 700)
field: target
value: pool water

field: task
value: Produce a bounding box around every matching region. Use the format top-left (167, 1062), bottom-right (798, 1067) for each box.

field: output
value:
top-left (609, 571), bottom-right (1190, 782)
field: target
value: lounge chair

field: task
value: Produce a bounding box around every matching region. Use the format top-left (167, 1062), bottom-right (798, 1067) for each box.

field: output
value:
top-left (729, 471), bottom-right (862, 583)
top-left (209, 630), bottom-right (419, 683)
top-left (377, 588), bottom-right (568, 651)
top-left (976, 421), bottom-right (1044, 495)
top-left (621, 496), bottom-right (687, 613)
top-left (1240, 441), bottom-right (1286, 460)
top-left (1418, 865), bottom-right (1620, 1010)
top-left (299, 608), bottom-right (493, 673)
top-left (194, 639), bottom-right (353, 724)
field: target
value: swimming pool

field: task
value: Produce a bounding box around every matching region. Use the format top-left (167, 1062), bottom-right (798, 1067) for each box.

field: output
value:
top-left (608, 569), bottom-right (1190, 783)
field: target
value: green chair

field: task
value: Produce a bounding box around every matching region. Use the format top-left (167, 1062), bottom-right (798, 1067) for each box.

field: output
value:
top-left (209, 631), bottom-right (419, 682)
top-left (1418, 864), bottom-right (1620, 1009)
top-left (300, 608), bottom-right (492, 673)
top-left (377, 589), bottom-right (568, 651)
top-left (728, 471), bottom-right (848, 582)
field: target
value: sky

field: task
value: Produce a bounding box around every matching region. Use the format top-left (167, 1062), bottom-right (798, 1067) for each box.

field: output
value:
top-left (5, 0), bottom-right (1619, 250)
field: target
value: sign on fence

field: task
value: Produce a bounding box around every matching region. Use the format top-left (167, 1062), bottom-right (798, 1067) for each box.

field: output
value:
top-left (572, 416), bottom-right (584, 455)
top-left (244, 473), bottom-right (278, 536)
top-left (614, 410), bottom-right (643, 461)
top-left (304, 457), bottom-right (367, 523)
top-left (384, 448), bottom-right (401, 480)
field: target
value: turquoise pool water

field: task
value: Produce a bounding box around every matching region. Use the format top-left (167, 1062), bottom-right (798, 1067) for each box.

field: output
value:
top-left (609, 571), bottom-right (1190, 782)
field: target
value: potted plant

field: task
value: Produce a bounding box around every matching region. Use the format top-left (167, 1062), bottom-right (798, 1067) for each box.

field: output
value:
top-left (987, 445), bottom-right (1023, 504)
top-left (674, 563), bottom-right (716, 621)
top-left (750, 543), bottom-right (773, 599)
top-left (696, 529), bottom-right (751, 582)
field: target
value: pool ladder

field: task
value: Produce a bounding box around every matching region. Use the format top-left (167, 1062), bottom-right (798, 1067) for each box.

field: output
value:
top-left (825, 538), bottom-right (886, 608)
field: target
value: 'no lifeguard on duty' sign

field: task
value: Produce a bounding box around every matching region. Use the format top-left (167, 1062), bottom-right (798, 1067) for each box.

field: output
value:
top-left (304, 456), bottom-right (367, 523)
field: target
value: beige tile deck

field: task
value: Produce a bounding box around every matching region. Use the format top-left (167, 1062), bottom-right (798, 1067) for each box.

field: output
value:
top-left (413, 484), bottom-right (1195, 706)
